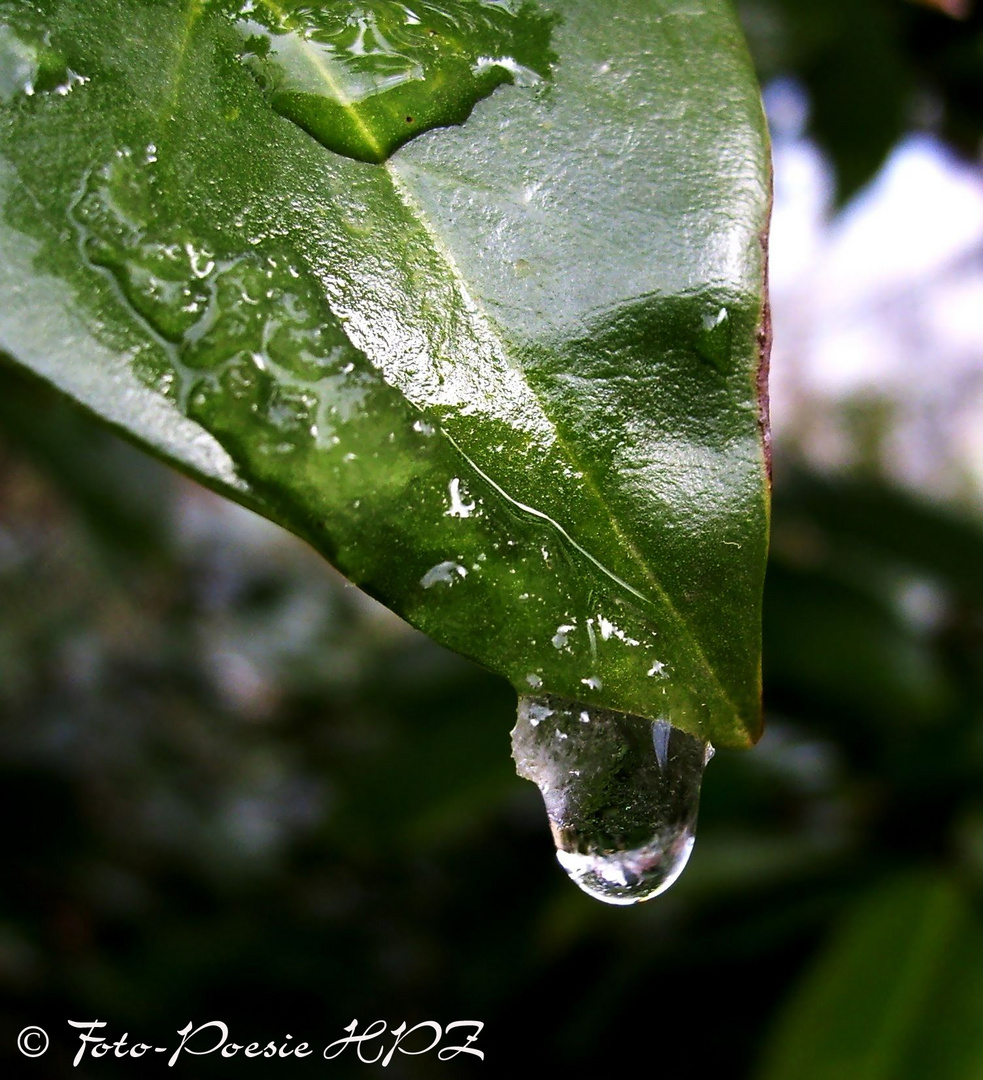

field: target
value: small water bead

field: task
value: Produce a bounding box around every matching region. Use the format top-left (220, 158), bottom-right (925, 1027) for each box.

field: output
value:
top-left (512, 695), bottom-right (713, 905)
top-left (445, 476), bottom-right (476, 518)
top-left (695, 304), bottom-right (732, 372)
top-left (0, 19), bottom-right (84, 102)
top-left (597, 615), bottom-right (640, 647)
top-left (420, 559), bottom-right (467, 588)
top-left (703, 306), bottom-right (729, 332)
top-left (551, 623), bottom-right (575, 650)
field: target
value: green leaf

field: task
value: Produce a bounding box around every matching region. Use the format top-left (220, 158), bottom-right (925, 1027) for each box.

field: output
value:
top-left (755, 874), bottom-right (983, 1080)
top-left (0, 0), bottom-right (771, 747)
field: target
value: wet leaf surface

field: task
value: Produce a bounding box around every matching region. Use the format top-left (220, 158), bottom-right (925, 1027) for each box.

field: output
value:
top-left (0, 0), bottom-right (771, 746)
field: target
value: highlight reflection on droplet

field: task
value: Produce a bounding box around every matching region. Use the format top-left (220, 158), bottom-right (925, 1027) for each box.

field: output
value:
top-left (511, 695), bottom-right (712, 905)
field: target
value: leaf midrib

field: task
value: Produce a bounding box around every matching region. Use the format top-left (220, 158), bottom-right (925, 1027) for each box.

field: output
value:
top-left (166, 0), bottom-right (747, 730)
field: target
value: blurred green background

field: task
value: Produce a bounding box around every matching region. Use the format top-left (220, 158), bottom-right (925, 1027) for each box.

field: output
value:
top-left (2, 0), bottom-right (983, 1075)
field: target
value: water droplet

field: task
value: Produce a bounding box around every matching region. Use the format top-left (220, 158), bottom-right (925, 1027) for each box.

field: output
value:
top-left (445, 476), bottom-right (476, 518)
top-left (695, 304), bottom-right (732, 371)
top-left (552, 622), bottom-right (575, 650)
top-left (0, 20), bottom-right (83, 102)
top-left (597, 615), bottom-right (640, 647)
top-left (420, 559), bottom-right (467, 588)
top-left (230, 0), bottom-right (556, 163)
top-left (512, 696), bottom-right (712, 905)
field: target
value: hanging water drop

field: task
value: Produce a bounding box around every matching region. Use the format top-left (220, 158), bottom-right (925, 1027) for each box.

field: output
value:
top-left (511, 695), bottom-right (713, 905)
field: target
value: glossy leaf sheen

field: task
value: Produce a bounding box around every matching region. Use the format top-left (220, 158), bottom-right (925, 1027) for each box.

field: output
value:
top-left (0, 0), bottom-right (770, 747)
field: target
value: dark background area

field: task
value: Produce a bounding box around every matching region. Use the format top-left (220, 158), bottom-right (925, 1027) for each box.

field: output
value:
top-left (2, 0), bottom-right (983, 1075)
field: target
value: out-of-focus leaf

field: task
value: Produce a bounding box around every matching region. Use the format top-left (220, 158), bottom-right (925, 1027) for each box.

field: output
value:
top-left (0, 359), bottom-right (171, 559)
top-left (764, 563), bottom-right (952, 728)
top-left (741, 0), bottom-right (983, 202)
top-left (0, 0), bottom-right (772, 745)
top-left (740, 0), bottom-right (909, 201)
top-left (775, 471), bottom-right (983, 602)
top-left (755, 873), bottom-right (983, 1080)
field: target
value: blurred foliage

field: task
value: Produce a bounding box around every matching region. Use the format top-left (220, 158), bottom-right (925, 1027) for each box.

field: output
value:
top-left (756, 875), bottom-right (983, 1080)
top-left (3, 0), bottom-right (983, 1075)
top-left (740, 0), bottom-right (983, 200)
